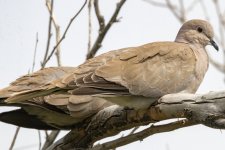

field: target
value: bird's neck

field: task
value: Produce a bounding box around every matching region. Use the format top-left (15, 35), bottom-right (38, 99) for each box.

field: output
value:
top-left (175, 34), bottom-right (188, 44)
top-left (175, 35), bottom-right (205, 49)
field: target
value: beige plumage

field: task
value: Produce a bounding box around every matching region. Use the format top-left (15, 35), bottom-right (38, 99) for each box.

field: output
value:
top-left (0, 19), bottom-right (218, 129)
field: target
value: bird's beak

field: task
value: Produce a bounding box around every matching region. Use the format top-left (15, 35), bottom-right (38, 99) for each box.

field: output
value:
top-left (210, 39), bottom-right (219, 51)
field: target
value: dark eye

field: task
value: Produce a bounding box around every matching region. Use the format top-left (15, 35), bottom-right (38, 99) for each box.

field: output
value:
top-left (197, 27), bottom-right (203, 33)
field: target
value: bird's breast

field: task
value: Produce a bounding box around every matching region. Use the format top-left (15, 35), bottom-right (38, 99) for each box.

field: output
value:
top-left (186, 46), bottom-right (209, 93)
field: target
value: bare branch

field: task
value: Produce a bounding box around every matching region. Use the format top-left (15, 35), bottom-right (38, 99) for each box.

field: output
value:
top-left (165, 0), bottom-right (184, 23)
top-left (128, 126), bottom-right (139, 135)
top-left (46, 0), bottom-right (57, 28)
top-left (42, 0), bottom-right (53, 68)
top-left (42, 130), bottom-right (60, 150)
top-left (209, 56), bottom-right (225, 73)
top-left (41, 0), bottom-right (88, 67)
top-left (213, 0), bottom-right (225, 47)
top-left (38, 130), bottom-right (42, 150)
top-left (86, 0), bottom-right (127, 59)
top-left (54, 26), bottom-right (62, 66)
top-left (187, 0), bottom-right (199, 12)
top-left (199, 0), bottom-right (210, 20)
top-left (45, 131), bottom-right (49, 139)
top-left (94, 0), bottom-right (105, 31)
top-left (45, 0), bottom-right (62, 67)
top-left (32, 32), bottom-right (39, 72)
top-left (178, 0), bottom-right (186, 21)
top-left (88, 0), bottom-right (93, 52)
top-left (92, 120), bottom-right (194, 150)
top-left (9, 127), bottom-right (20, 150)
top-left (145, 0), bottom-right (184, 23)
top-left (143, 0), bottom-right (167, 7)
top-left (213, 0), bottom-right (225, 76)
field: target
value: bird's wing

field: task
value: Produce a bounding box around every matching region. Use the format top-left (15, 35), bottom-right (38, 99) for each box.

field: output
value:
top-left (0, 67), bottom-right (74, 98)
top-left (62, 42), bottom-right (196, 97)
top-left (0, 67), bottom-right (113, 129)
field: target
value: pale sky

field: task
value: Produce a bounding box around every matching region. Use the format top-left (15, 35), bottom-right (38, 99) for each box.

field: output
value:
top-left (0, 0), bottom-right (225, 150)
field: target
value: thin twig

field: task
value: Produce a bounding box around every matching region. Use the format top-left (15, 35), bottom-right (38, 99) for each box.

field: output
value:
top-left (42, 0), bottom-right (88, 68)
top-left (46, 0), bottom-right (57, 28)
top-left (94, 0), bottom-right (105, 31)
top-left (199, 0), bottom-right (209, 20)
top-left (209, 56), bottom-right (225, 73)
top-left (42, 0), bottom-right (53, 68)
top-left (165, 0), bottom-right (183, 22)
top-left (86, 0), bottom-right (127, 59)
top-left (110, 126), bottom-right (139, 150)
top-left (213, 0), bottom-right (225, 47)
top-left (42, 130), bottom-right (60, 150)
top-left (128, 126), bottom-right (139, 135)
top-left (179, 0), bottom-right (186, 22)
top-left (46, 0), bottom-right (62, 66)
top-left (142, 0), bottom-right (167, 7)
top-left (32, 32), bottom-right (39, 72)
top-left (54, 25), bottom-right (62, 66)
top-left (45, 131), bottom-right (49, 139)
top-left (88, 0), bottom-right (92, 52)
top-left (92, 120), bottom-right (195, 150)
top-left (213, 0), bottom-right (225, 76)
top-left (9, 127), bottom-right (20, 150)
top-left (38, 130), bottom-right (42, 150)
top-left (187, 0), bottom-right (199, 12)
top-left (145, 0), bottom-right (184, 23)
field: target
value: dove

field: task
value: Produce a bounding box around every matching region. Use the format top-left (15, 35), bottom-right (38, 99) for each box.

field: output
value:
top-left (0, 19), bottom-right (218, 130)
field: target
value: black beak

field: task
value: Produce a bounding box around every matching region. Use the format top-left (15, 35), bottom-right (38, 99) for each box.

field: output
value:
top-left (210, 39), bottom-right (219, 51)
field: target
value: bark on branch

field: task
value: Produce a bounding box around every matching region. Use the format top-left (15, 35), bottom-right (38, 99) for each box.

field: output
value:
top-left (47, 90), bottom-right (225, 149)
top-left (86, 0), bottom-right (126, 59)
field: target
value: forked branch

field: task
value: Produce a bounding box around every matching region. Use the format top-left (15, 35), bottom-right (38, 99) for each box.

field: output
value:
top-left (86, 0), bottom-right (126, 59)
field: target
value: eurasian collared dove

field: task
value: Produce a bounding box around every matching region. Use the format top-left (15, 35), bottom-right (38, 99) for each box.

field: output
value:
top-left (0, 19), bottom-right (218, 130)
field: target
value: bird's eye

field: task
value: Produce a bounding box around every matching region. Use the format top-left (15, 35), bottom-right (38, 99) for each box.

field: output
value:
top-left (197, 27), bottom-right (203, 33)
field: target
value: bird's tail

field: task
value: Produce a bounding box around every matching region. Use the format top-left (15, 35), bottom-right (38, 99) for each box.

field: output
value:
top-left (0, 97), bottom-right (57, 130)
top-left (0, 109), bottom-right (57, 130)
top-left (0, 98), bottom-right (7, 106)
top-left (4, 87), bottom-right (61, 103)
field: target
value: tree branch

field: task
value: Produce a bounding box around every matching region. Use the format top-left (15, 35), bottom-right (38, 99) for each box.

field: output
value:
top-left (31, 32), bottom-right (39, 73)
top-left (48, 90), bottom-right (225, 149)
top-left (92, 120), bottom-right (195, 150)
top-left (94, 0), bottom-right (105, 31)
top-left (86, 0), bottom-right (127, 59)
top-left (42, 130), bottom-right (60, 150)
top-left (208, 56), bottom-right (225, 73)
top-left (178, 0), bottom-right (186, 21)
top-left (87, 0), bottom-right (93, 52)
top-left (187, 0), bottom-right (199, 12)
top-left (41, 0), bottom-right (88, 67)
top-left (38, 130), bottom-right (42, 150)
top-left (9, 127), bottom-right (20, 150)
top-left (45, 0), bottom-right (62, 67)
top-left (199, 0), bottom-right (209, 20)
top-left (42, 0), bottom-right (53, 68)
top-left (165, 0), bottom-right (184, 23)
top-left (143, 0), bottom-right (167, 7)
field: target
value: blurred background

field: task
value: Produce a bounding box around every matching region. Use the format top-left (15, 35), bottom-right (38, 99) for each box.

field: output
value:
top-left (0, 0), bottom-right (225, 149)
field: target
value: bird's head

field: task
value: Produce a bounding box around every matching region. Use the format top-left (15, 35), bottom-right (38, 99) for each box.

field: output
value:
top-left (175, 19), bottom-right (219, 51)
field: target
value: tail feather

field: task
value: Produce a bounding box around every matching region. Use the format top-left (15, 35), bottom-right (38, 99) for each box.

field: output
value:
top-left (5, 87), bottom-right (60, 103)
top-left (0, 98), bottom-right (7, 105)
top-left (0, 109), bottom-right (57, 130)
